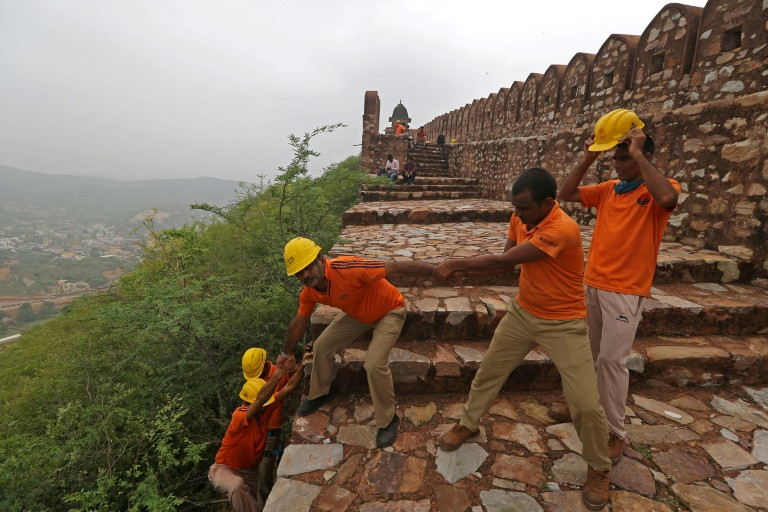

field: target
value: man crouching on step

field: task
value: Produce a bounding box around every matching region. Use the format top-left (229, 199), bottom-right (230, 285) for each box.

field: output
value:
top-left (277, 237), bottom-right (435, 448)
top-left (434, 168), bottom-right (612, 510)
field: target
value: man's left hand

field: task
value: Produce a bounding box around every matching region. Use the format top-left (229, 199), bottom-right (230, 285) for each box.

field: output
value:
top-left (620, 128), bottom-right (646, 158)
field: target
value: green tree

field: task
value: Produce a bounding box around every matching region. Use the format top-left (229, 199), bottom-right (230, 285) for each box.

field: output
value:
top-left (16, 303), bottom-right (35, 322)
top-left (37, 301), bottom-right (58, 319)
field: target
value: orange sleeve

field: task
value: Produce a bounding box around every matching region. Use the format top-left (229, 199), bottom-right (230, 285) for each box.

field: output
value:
top-left (297, 287), bottom-right (315, 317)
top-left (579, 182), bottom-right (607, 208)
top-left (507, 215), bottom-right (519, 243)
top-left (527, 220), bottom-right (577, 259)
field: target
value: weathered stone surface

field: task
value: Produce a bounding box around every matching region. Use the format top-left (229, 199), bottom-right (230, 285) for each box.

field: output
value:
top-left (337, 424), bottom-right (377, 449)
top-left (690, 418), bottom-right (715, 434)
top-left (452, 345), bottom-right (485, 368)
top-left (711, 396), bottom-right (768, 429)
top-left (711, 415), bottom-right (756, 432)
top-left (433, 344), bottom-right (461, 376)
top-left (726, 470), bottom-right (768, 509)
top-left (360, 451), bottom-right (427, 494)
top-left (492, 478), bottom-right (525, 490)
top-left (433, 423), bottom-right (487, 443)
top-left (624, 423), bottom-right (700, 444)
top-left (491, 453), bottom-right (545, 487)
top-left (354, 403), bottom-right (374, 423)
top-left (610, 491), bottom-right (673, 512)
top-left (669, 395), bottom-right (710, 412)
top-left (551, 452), bottom-right (587, 485)
top-left (435, 442), bottom-right (488, 484)
top-left (646, 345), bottom-right (729, 363)
top-left (314, 485), bottom-right (356, 512)
top-left (610, 456), bottom-right (656, 497)
top-left (752, 430), bottom-right (768, 464)
top-left (632, 394), bottom-right (694, 424)
top-left (441, 402), bottom-right (465, 420)
top-left (541, 491), bottom-right (591, 512)
top-left (546, 422), bottom-right (583, 454)
top-left (702, 438), bottom-right (760, 470)
top-left (434, 484), bottom-right (473, 512)
top-left (277, 444), bottom-right (344, 477)
top-left (519, 400), bottom-right (555, 424)
top-left (744, 386), bottom-right (768, 410)
top-left (489, 398), bottom-right (520, 420)
top-left (492, 422), bottom-right (545, 453)
top-left (671, 483), bottom-right (756, 512)
top-left (294, 412), bottom-right (330, 442)
top-left (335, 453), bottom-right (364, 485)
top-left (480, 490), bottom-right (543, 512)
top-left (652, 448), bottom-right (716, 483)
top-left (263, 478), bottom-right (321, 512)
top-left (389, 348), bottom-right (431, 380)
top-left (393, 429), bottom-right (428, 453)
top-left (405, 402), bottom-right (437, 426)
top-left (359, 499), bottom-right (431, 512)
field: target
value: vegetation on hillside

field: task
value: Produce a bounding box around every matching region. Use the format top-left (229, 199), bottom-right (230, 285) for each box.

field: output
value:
top-left (0, 125), bottom-right (370, 510)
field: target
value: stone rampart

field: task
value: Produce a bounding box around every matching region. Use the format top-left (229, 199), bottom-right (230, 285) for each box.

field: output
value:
top-left (413, 0), bottom-right (767, 276)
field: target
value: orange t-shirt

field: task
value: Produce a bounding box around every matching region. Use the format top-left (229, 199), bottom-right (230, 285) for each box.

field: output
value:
top-left (214, 401), bottom-right (277, 469)
top-left (395, 124), bottom-right (405, 135)
top-left (580, 179), bottom-right (680, 297)
top-left (262, 362), bottom-right (292, 430)
top-left (298, 256), bottom-right (404, 324)
top-left (508, 202), bottom-right (586, 320)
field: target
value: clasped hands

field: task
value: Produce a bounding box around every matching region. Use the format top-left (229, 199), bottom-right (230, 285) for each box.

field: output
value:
top-left (276, 348), bottom-right (313, 373)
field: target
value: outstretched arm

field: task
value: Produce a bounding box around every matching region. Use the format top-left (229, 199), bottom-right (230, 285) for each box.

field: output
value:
top-left (274, 352), bottom-right (312, 402)
top-left (277, 314), bottom-right (311, 371)
top-left (435, 242), bottom-right (547, 280)
top-left (558, 134), bottom-right (600, 203)
top-left (621, 129), bottom-right (678, 209)
top-left (246, 368), bottom-right (286, 420)
top-left (384, 261), bottom-right (436, 278)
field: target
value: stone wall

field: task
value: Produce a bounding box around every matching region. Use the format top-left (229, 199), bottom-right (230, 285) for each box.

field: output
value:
top-left (415, 0), bottom-right (768, 276)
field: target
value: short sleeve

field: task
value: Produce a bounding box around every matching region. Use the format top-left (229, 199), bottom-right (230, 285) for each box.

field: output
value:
top-left (527, 220), bottom-right (578, 258)
top-left (297, 288), bottom-right (316, 317)
top-left (507, 215), bottom-right (520, 243)
top-left (579, 183), bottom-right (604, 208)
top-left (354, 264), bottom-right (387, 285)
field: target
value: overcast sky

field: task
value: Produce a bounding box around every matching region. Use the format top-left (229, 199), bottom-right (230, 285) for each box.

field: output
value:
top-left (0, 0), bottom-right (708, 182)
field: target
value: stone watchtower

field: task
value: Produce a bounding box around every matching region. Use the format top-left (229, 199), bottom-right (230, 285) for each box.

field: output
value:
top-left (388, 101), bottom-right (411, 128)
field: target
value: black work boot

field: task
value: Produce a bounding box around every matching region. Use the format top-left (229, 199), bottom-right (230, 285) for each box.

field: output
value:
top-left (296, 393), bottom-right (332, 416)
top-left (375, 414), bottom-right (400, 448)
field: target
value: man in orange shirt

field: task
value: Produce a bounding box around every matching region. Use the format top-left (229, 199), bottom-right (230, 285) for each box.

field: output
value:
top-left (435, 168), bottom-right (611, 511)
top-left (554, 110), bottom-right (679, 466)
top-left (395, 121), bottom-right (406, 135)
top-left (209, 353), bottom-right (309, 512)
top-left (278, 237), bottom-right (435, 448)
top-left (241, 347), bottom-right (293, 506)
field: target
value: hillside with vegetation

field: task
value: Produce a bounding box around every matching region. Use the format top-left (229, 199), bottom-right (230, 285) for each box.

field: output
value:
top-left (0, 126), bottom-right (371, 510)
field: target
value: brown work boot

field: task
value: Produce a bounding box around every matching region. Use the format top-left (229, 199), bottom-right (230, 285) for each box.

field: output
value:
top-left (439, 423), bottom-right (477, 452)
top-left (582, 466), bottom-right (610, 510)
top-left (548, 402), bottom-right (572, 423)
top-left (608, 432), bottom-right (624, 465)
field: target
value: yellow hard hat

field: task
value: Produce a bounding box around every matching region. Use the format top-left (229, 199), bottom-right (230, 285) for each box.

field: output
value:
top-left (242, 347), bottom-right (267, 379)
top-left (284, 237), bottom-right (322, 276)
top-left (239, 378), bottom-right (276, 407)
top-left (589, 109), bottom-right (645, 152)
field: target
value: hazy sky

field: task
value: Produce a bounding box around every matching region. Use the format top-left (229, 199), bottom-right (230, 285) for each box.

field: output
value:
top-left (1, 0), bottom-right (708, 182)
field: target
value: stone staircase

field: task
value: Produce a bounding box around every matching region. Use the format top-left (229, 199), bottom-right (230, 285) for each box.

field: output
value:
top-left (264, 188), bottom-right (768, 511)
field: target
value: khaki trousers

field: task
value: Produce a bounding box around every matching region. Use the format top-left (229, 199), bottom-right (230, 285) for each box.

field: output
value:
top-left (208, 462), bottom-right (262, 512)
top-left (460, 300), bottom-right (611, 471)
top-left (256, 432), bottom-right (280, 506)
top-left (308, 307), bottom-right (406, 428)
top-left (586, 285), bottom-right (645, 440)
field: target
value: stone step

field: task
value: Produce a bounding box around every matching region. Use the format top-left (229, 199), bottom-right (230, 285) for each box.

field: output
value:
top-left (329, 222), bottom-right (751, 286)
top-left (268, 384), bottom-right (768, 512)
top-left (342, 199), bottom-right (514, 225)
top-left (359, 190), bottom-right (481, 201)
top-left (414, 172), bottom-right (452, 178)
top-left (361, 184), bottom-right (478, 193)
top-left (310, 283), bottom-right (768, 341)
top-left (304, 334), bottom-right (768, 396)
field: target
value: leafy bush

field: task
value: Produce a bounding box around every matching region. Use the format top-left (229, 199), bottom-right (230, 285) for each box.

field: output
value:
top-left (0, 126), bottom-right (368, 510)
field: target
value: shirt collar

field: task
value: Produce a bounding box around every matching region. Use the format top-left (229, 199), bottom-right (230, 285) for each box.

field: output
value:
top-left (526, 201), bottom-right (561, 234)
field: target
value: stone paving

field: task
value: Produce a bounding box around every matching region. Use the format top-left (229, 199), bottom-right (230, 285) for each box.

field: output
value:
top-left (330, 223), bottom-right (749, 286)
top-left (265, 385), bottom-right (768, 511)
top-left (265, 166), bottom-right (768, 510)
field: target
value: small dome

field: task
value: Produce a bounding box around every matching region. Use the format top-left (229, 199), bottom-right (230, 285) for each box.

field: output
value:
top-left (392, 102), bottom-right (409, 120)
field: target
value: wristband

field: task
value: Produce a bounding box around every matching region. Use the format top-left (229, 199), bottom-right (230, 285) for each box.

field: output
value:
top-left (280, 352), bottom-right (292, 359)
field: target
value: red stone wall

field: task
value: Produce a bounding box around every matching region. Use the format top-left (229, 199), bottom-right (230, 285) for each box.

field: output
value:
top-left (419, 0), bottom-right (768, 275)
